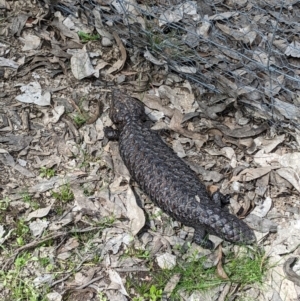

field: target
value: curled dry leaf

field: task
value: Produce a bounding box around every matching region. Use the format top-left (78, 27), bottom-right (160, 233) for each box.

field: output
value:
top-left (125, 186), bottom-right (145, 236)
top-left (196, 16), bottom-right (211, 38)
top-left (109, 142), bottom-right (131, 181)
top-left (0, 153), bottom-right (35, 178)
top-left (253, 134), bottom-right (285, 154)
top-left (51, 14), bottom-right (79, 41)
top-left (158, 85), bottom-right (198, 113)
top-left (93, 9), bottom-right (113, 40)
top-left (172, 64), bottom-right (197, 74)
top-left (253, 150), bottom-right (280, 167)
top-left (73, 268), bottom-right (96, 286)
top-left (106, 31), bottom-right (127, 74)
top-left (108, 269), bottom-right (129, 297)
top-left (276, 168), bottom-right (300, 193)
top-left (216, 245), bottom-right (228, 279)
top-left (273, 97), bottom-right (300, 122)
top-left (144, 48), bottom-right (167, 66)
top-left (29, 172), bottom-right (86, 193)
top-left (264, 75), bottom-right (285, 97)
top-left (216, 23), bottom-right (257, 44)
top-left (231, 167), bottom-right (274, 182)
top-left (188, 161), bottom-right (223, 182)
top-left (205, 147), bottom-right (237, 168)
top-left (169, 110), bottom-right (208, 142)
top-left (252, 50), bottom-right (276, 66)
top-left (26, 203), bottom-right (53, 221)
top-left (163, 274), bottom-right (181, 297)
top-left (0, 134), bottom-right (33, 152)
top-left (57, 237), bottom-right (79, 254)
top-left (137, 93), bottom-right (174, 118)
top-left (285, 41), bottom-right (300, 57)
top-left (215, 123), bottom-right (268, 138)
top-left (279, 152), bottom-right (300, 174)
top-left (209, 11), bottom-right (239, 20)
top-left (158, 1), bottom-right (197, 26)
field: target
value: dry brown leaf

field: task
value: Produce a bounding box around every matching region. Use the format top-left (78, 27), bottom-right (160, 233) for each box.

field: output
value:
top-left (158, 85), bottom-right (198, 113)
top-left (276, 168), bottom-right (300, 193)
top-left (285, 41), bottom-right (300, 57)
top-left (134, 93), bottom-right (174, 118)
top-left (72, 268), bottom-right (96, 286)
top-left (216, 23), bottom-right (256, 44)
top-left (169, 110), bottom-right (208, 142)
top-left (10, 13), bottom-right (29, 36)
top-left (215, 123), bottom-right (268, 138)
top-left (108, 269), bottom-right (129, 297)
top-left (125, 186), bottom-right (145, 236)
top-left (109, 142), bottom-right (131, 181)
top-left (106, 31), bottom-right (127, 74)
top-left (253, 134), bottom-right (285, 154)
top-left (51, 15), bottom-right (79, 41)
top-left (26, 203), bottom-right (53, 221)
top-left (231, 167), bottom-right (274, 182)
top-left (216, 245), bottom-right (228, 279)
top-left (0, 153), bottom-right (35, 178)
top-left (57, 237), bottom-right (79, 254)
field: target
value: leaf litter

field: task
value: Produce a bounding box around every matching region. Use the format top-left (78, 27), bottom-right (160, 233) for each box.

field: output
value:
top-left (0, 1), bottom-right (300, 300)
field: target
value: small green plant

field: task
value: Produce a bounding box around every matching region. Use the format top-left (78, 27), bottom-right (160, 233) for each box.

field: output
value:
top-left (95, 216), bottom-right (115, 229)
top-left (78, 31), bottom-right (100, 42)
top-left (15, 219), bottom-right (30, 246)
top-left (21, 193), bottom-right (39, 210)
top-left (38, 257), bottom-right (51, 268)
top-left (98, 291), bottom-right (108, 301)
top-left (0, 196), bottom-right (10, 210)
top-left (40, 166), bottom-right (56, 179)
top-left (72, 113), bottom-right (87, 127)
top-left (52, 184), bottom-right (74, 202)
top-left (127, 247), bottom-right (268, 300)
top-left (143, 285), bottom-right (163, 301)
top-left (224, 248), bottom-right (267, 284)
top-left (21, 192), bottom-right (31, 203)
top-left (0, 253), bottom-right (48, 301)
top-left (132, 297), bottom-right (144, 301)
top-left (124, 247), bottom-right (150, 260)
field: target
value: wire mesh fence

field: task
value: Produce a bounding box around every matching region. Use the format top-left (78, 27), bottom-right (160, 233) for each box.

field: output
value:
top-left (49, 0), bottom-right (300, 129)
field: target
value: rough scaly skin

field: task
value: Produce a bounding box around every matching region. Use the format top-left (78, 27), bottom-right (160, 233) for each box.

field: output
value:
top-left (105, 89), bottom-right (256, 249)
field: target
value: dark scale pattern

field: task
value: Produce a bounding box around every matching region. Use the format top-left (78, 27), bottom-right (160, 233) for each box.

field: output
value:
top-left (105, 89), bottom-right (256, 249)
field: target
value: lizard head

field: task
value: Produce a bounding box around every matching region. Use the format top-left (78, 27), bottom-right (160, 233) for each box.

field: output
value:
top-left (109, 89), bottom-right (146, 125)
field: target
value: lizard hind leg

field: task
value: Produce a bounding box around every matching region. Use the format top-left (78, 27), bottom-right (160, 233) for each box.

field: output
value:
top-left (193, 226), bottom-right (214, 250)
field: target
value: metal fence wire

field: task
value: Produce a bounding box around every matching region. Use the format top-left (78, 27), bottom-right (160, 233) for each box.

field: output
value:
top-left (52, 0), bottom-right (300, 128)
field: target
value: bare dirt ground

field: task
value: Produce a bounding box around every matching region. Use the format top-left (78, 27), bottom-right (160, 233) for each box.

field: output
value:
top-left (1, 1), bottom-right (300, 301)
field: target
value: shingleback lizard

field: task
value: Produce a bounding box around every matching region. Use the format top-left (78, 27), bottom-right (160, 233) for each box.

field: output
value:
top-left (104, 89), bottom-right (256, 249)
